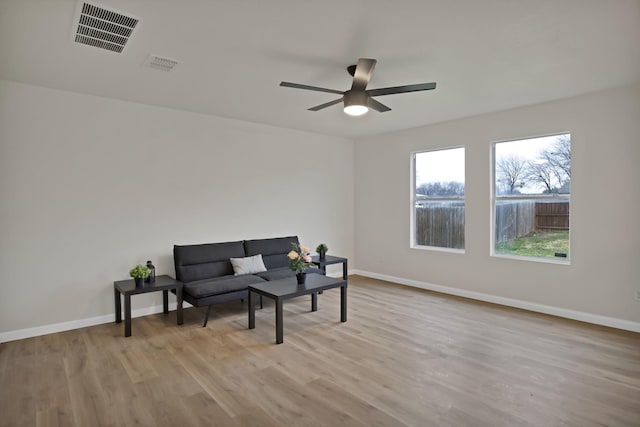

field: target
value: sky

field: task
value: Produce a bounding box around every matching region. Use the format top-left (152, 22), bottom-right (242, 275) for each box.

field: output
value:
top-left (415, 134), bottom-right (567, 187)
top-left (415, 147), bottom-right (464, 185)
top-left (494, 135), bottom-right (558, 162)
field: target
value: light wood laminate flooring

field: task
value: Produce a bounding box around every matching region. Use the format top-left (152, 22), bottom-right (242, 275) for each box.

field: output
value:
top-left (1, 276), bottom-right (639, 426)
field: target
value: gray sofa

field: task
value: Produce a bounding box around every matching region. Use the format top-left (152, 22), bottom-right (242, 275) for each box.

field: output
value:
top-left (173, 235), bottom-right (322, 326)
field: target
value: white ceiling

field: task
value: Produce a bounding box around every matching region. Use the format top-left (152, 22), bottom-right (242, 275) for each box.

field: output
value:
top-left (1, 0), bottom-right (639, 138)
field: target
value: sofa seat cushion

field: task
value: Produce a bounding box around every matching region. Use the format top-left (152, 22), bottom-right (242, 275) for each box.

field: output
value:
top-left (305, 267), bottom-right (325, 276)
top-left (255, 267), bottom-right (296, 281)
top-left (256, 267), bottom-right (326, 281)
top-left (183, 274), bottom-right (266, 299)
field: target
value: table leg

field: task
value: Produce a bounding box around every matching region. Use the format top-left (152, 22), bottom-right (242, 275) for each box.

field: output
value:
top-left (342, 260), bottom-right (348, 280)
top-left (311, 292), bottom-right (318, 311)
top-left (340, 285), bottom-right (347, 322)
top-left (319, 265), bottom-right (327, 295)
top-left (248, 290), bottom-right (255, 329)
top-left (124, 294), bottom-right (132, 337)
top-left (176, 287), bottom-right (183, 325)
top-left (114, 288), bottom-right (121, 324)
top-left (163, 290), bottom-right (169, 313)
top-left (276, 298), bottom-right (283, 344)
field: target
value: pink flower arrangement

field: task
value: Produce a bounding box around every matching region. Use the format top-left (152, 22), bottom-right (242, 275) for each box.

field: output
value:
top-left (287, 243), bottom-right (314, 273)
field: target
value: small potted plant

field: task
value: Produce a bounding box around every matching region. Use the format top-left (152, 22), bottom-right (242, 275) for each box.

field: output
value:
top-left (129, 264), bottom-right (151, 287)
top-left (316, 243), bottom-right (328, 260)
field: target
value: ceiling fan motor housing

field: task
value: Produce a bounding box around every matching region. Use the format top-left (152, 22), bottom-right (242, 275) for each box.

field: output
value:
top-left (344, 89), bottom-right (369, 108)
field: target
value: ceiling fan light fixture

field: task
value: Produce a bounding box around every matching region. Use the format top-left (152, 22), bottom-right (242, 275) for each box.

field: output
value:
top-left (343, 90), bottom-right (369, 116)
top-left (344, 104), bottom-right (368, 116)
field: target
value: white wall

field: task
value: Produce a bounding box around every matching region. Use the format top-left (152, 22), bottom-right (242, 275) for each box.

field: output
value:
top-left (2, 80), bottom-right (638, 338)
top-left (0, 80), bottom-right (354, 337)
top-left (354, 84), bottom-right (640, 327)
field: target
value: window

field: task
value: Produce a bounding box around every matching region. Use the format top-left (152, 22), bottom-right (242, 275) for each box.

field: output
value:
top-left (412, 147), bottom-right (465, 250)
top-left (492, 134), bottom-right (571, 262)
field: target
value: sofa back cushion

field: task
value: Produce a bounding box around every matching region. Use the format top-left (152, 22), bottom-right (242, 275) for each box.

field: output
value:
top-left (244, 236), bottom-right (299, 270)
top-left (174, 241), bottom-right (245, 283)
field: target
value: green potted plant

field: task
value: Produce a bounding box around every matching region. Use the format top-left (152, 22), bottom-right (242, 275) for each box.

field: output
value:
top-left (129, 264), bottom-right (151, 287)
top-left (316, 243), bottom-right (328, 260)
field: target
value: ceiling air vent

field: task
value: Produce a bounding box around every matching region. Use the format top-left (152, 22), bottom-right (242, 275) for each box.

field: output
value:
top-left (73, 2), bottom-right (139, 53)
top-left (144, 55), bottom-right (179, 72)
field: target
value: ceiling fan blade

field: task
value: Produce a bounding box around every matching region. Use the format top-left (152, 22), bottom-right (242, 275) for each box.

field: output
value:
top-left (351, 58), bottom-right (377, 91)
top-left (367, 82), bottom-right (436, 97)
top-left (368, 98), bottom-right (391, 113)
top-left (280, 81), bottom-right (343, 95)
top-left (308, 97), bottom-right (344, 111)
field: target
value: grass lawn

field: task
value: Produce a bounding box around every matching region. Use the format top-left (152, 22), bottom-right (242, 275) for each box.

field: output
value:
top-left (495, 230), bottom-right (569, 258)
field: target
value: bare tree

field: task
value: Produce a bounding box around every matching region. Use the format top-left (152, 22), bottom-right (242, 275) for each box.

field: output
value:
top-left (550, 136), bottom-right (570, 192)
top-left (526, 161), bottom-right (555, 192)
top-left (526, 135), bottom-right (571, 193)
top-left (496, 155), bottom-right (527, 194)
top-left (549, 135), bottom-right (571, 178)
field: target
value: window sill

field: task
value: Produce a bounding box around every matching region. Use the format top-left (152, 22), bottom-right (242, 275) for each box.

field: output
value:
top-left (411, 245), bottom-right (465, 255)
top-left (491, 253), bottom-right (571, 265)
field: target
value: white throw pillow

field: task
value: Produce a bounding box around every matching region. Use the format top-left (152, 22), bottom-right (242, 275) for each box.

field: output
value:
top-left (230, 254), bottom-right (267, 276)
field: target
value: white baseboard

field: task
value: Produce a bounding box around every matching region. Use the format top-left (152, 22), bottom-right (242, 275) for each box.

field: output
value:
top-left (0, 301), bottom-right (193, 343)
top-left (351, 269), bottom-right (640, 333)
top-left (0, 273), bottom-right (346, 343)
top-left (5, 270), bottom-right (635, 342)
top-left (0, 274), bottom-right (347, 343)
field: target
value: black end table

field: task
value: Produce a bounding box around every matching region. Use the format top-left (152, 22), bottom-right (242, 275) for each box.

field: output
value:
top-left (114, 275), bottom-right (183, 337)
top-left (248, 273), bottom-right (347, 344)
top-left (311, 255), bottom-right (348, 280)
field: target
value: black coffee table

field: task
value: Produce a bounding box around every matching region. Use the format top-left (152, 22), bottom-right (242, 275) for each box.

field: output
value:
top-left (248, 273), bottom-right (347, 344)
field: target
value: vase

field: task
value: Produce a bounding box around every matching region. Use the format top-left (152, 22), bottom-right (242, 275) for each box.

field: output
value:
top-left (145, 261), bottom-right (156, 283)
top-left (296, 272), bottom-right (306, 285)
top-left (134, 277), bottom-right (144, 287)
top-left (319, 249), bottom-right (326, 260)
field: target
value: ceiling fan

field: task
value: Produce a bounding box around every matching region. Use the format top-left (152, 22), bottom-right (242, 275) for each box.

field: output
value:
top-left (280, 58), bottom-right (436, 116)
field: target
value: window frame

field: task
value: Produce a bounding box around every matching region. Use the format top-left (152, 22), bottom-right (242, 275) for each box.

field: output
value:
top-left (410, 146), bottom-right (466, 253)
top-left (490, 133), bottom-right (571, 264)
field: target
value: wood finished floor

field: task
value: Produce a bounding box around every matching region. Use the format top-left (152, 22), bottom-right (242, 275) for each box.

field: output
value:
top-left (1, 275), bottom-right (639, 427)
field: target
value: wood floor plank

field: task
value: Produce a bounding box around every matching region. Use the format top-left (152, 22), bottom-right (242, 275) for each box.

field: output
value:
top-left (0, 353), bottom-right (38, 427)
top-left (305, 377), bottom-right (409, 427)
top-left (178, 391), bottom-right (243, 427)
top-left (1, 276), bottom-right (639, 426)
top-left (249, 365), bottom-right (369, 427)
top-left (63, 350), bottom-right (114, 427)
top-left (35, 404), bottom-right (74, 427)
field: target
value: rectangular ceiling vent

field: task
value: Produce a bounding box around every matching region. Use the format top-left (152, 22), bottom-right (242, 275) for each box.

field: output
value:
top-left (73, 2), bottom-right (139, 53)
top-left (144, 55), bottom-right (179, 72)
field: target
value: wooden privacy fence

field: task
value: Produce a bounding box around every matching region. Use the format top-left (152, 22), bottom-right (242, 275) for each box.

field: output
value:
top-left (415, 201), bottom-right (465, 249)
top-left (535, 201), bottom-right (570, 230)
top-left (495, 200), bottom-right (570, 242)
top-left (495, 200), bottom-right (536, 243)
top-left (417, 200), bottom-right (569, 246)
